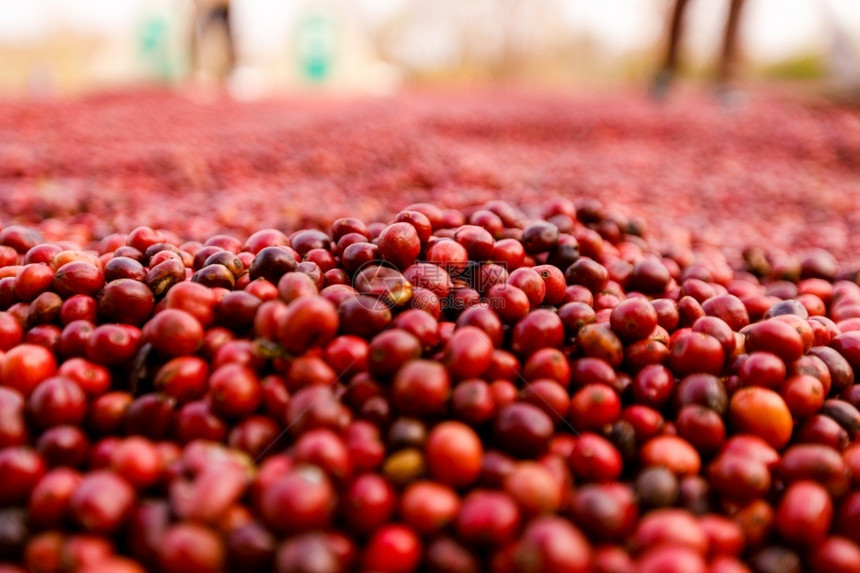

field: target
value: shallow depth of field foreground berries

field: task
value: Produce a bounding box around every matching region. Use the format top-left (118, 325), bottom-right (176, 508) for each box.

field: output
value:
top-left (1, 88), bottom-right (860, 573)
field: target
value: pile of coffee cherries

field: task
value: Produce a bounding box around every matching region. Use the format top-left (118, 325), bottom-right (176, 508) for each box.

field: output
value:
top-left (1, 197), bottom-right (860, 573)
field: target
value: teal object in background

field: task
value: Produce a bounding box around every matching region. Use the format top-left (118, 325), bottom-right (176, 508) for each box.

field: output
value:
top-left (139, 14), bottom-right (174, 81)
top-left (296, 10), bottom-right (337, 83)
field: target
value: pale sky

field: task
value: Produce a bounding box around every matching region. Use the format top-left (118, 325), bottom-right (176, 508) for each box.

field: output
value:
top-left (1, 0), bottom-right (859, 64)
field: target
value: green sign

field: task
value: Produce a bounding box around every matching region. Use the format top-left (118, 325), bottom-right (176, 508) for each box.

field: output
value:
top-left (296, 11), bottom-right (336, 82)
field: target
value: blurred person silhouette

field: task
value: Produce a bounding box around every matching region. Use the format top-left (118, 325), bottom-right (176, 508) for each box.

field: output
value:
top-left (190, 0), bottom-right (236, 85)
top-left (652, 0), bottom-right (747, 101)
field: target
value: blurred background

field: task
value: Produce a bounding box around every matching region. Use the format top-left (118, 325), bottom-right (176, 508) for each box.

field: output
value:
top-left (1, 0), bottom-right (859, 267)
top-left (1, 0), bottom-right (859, 98)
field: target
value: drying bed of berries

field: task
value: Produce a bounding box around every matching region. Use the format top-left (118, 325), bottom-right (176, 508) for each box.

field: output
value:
top-left (0, 90), bottom-right (859, 267)
top-left (2, 193), bottom-right (860, 573)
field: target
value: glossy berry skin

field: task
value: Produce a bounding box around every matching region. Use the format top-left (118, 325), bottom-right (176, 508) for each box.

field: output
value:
top-left (745, 318), bottom-right (805, 364)
top-left (523, 347), bottom-right (569, 387)
top-left (610, 297), bottom-right (658, 341)
top-left (392, 359), bottom-right (451, 417)
top-left (57, 357), bottom-right (111, 397)
top-left (0, 343), bottom-right (57, 397)
top-left (456, 306), bottom-right (503, 348)
top-left (780, 374), bottom-right (825, 419)
top-left (565, 257), bottom-right (608, 295)
top-left (36, 425), bottom-right (89, 468)
top-left (522, 379), bottom-right (569, 421)
top-left (632, 365), bottom-right (675, 408)
top-left (292, 429), bottom-right (351, 481)
top-left (729, 387), bottom-right (794, 450)
top-left (425, 421), bottom-right (483, 488)
top-left (208, 363), bottom-right (261, 419)
top-left (487, 284), bottom-right (530, 324)
top-left (70, 471), bottom-right (136, 534)
top-left (98, 279), bottom-right (155, 326)
top-left (631, 508), bottom-right (708, 556)
top-left (516, 516), bottom-right (591, 573)
top-left (494, 402), bottom-right (554, 458)
top-left (510, 309), bottom-right (564, 357)
top-left (507, 267), bottom-right (546, 309)
top-left (0, 446), bottom-right (46, 505)
top-left (569, 384), bottom-right (621, 431)
top-left (165, 282), bottom-right (217, 327)
top-left (395, 210), bottom-right (432, 244)
top-left (400, 480), bottom-right (460, 535)
top-left (451, 379), bottom-right (495, 425)
top-left (570, 482), bottom-right (637, 542)
top-left (776, 480), bottom-right (833, 546)
top-left (144, 309), bottom-right (204, 357)
top-left (361, 524), bottom-right (422, 573)
top-left (159, 523), bottom-right (225, 573)
top-left (456, 490), bottom-right (520, 547)
top-left (640, 436), bottom-right (701, 477)
top-left (125, 394), bottom-right (176, 441)
top-left (86, 324), bottom-right (140, 366)
top-left (669, 332), bottom-right (725, 376)
top-left (368, 329), bottom-right (422, 379)
top-left (708, 453), bottom-right (771, 503)
top-left (809, 537), bottom-right (860, 573)
top-left (28, 376), bottom-right (87, 429)
top-left (569, 433), bottom-right (623, 482)
top-left (394, 309), bottom-right (440, 350)
top-left (28, 467), bottom-right (82, 529)
top-left (521, 221), bottom-right (559, 254)
top-left (692, 316), bottom-right (736, 357)
top-left (638, 546), bottom-right (707, 573)
top-left (676, 405), bottom-right (726, 455)
top-left (14, 263), bottom-right (54, 301)
top-left (0, 312), bottom-right (24, 351)
top-left (278, 296), bottom-right (339, 353)
top-left (780, 443), bottom-right (849, 498)
top-left (738, 352), bottom-right (786, 389)
top-left (455, 225), bottom-right (494, 261)
top-left (403, 262), bottom-right (452, 300)
top-left (275, 532), bottom-right (343, 573)
top-left (110, 437), bottom-right (161, 490)
top-left (504, 461), bottom-right (563, 517)
top-left (426, 239), bottom-right (468, 276)
top-left (576, 325), bottom-right (624, 368)
top-left (259, 466), bottom-right (335, 534)
top-left (377, 223), bottom-right (421, 271)
top-left (424, 537), bottom-right (479, 573)
top-left (341, 473), bottom-right (396, 533)
top-left (443, 326), bottom-right (493, 380)
top-left (153, 356), bottom-right (209, 404)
